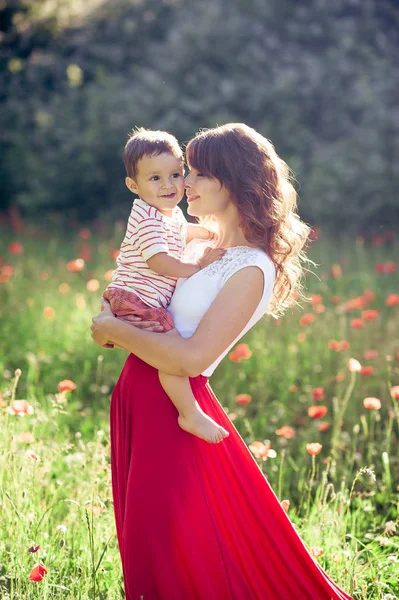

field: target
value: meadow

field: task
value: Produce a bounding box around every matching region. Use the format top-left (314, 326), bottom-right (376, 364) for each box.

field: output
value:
top-left (0, 213), bottom-right (398, 599)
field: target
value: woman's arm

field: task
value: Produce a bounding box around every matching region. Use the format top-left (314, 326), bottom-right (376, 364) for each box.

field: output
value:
top-left (91, 266), bottom-right (264, 377)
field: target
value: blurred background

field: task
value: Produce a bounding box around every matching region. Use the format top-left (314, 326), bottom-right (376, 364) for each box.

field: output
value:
top-left (1, 0), bottom-right (398, 233)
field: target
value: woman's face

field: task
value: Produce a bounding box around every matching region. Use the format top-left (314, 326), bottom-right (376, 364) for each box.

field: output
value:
top-left (185, 167), bottom-right (232, 217)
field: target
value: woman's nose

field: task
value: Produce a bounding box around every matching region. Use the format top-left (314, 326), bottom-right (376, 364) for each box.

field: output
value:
top-left (184, 174), bottom-right (192, 188)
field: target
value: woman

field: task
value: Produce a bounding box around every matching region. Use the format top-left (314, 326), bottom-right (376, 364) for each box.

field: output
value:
top-left (91, 123), bottom-right (352, 599)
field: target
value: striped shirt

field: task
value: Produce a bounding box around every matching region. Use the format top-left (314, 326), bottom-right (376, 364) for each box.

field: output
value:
top-left (109, 198), bottom-right (188, 309)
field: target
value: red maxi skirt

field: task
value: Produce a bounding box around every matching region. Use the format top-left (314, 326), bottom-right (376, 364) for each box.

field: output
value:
top-left (110, 354), bottom-right (353, 600)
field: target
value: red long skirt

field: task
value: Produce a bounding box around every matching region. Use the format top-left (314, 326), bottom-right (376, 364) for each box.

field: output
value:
top-left (110, 355), bottom-right (353, 600)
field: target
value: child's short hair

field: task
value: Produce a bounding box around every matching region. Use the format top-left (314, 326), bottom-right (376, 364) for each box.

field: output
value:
top-left (124, 128), bottom-right (183, 180)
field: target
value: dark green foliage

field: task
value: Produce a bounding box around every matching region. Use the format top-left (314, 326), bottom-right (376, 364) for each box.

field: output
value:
top-left (1, 0), bottom-right (398, 230)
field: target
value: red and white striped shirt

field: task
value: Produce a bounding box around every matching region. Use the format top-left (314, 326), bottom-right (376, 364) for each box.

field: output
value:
top-left (109, 198), bottom-right (188, 308)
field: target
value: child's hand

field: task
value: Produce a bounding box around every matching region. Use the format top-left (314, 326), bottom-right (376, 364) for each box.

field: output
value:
top-left (197, 247), bottom-right (226, 270)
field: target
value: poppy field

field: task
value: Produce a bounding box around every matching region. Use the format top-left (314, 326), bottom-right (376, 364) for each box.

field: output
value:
top-left (0, 213), bottom-right (398, 599)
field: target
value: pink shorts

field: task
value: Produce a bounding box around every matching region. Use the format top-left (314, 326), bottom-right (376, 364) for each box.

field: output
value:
top-left (103, 288), bottom-right (175, 332)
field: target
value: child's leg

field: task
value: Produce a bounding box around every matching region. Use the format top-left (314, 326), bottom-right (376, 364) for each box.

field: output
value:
top-left (158, 371), bottom-right (229, 444)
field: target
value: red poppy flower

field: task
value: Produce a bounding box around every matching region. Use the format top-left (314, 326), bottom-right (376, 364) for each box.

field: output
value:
top-left (390, 386), bottom-right (399, 400)
top-left (281, 499), bottom-right (290, 513)
top-left (311, 387), bottom-right (325, 401)
top-left (308, 406), bottom-right (328, 419)
top-left (299, 313), bottom-right (316, 326)
top-left (79, 228), bottom-right (91, 240)
top-left (306, 443), bottom-right (322, 455)
top-left (331, 264), bottom-right (343, 279)
top-left (386, 294), bottom-right (399, 307)
top-left (364, 350), bottom-right (378, 360)
top-left (6, 400), bottom-right (34, 416)
top-left (363, 397), bottom-right (381, 410)
top-left (360, 366), bottom-right (374, 376)
top-left (29, 561), bottom-right (47, 582)
top-left (331, 296), bottom-right (341, 304)
top-left (350, 318), bottom-right (364, 329)
top-left (8, 241), bottom-right (23, 255)
top-left (28, 545), bottom-right (40, 553)
top-left (317, 421), bottom-right (330, 432)
top-left (275, 426), bottom-right (296, 439)
top-left (234, 343), bottom-right (252, 360)
top-left (361, 309), bottom-right (379, 321)
top-left (58, 380), bottom-right (77, 393)
top-left (344, 296), bottom-right (367, 312)
top-left (385, 261), bottom-right (397, 273)
top-left (235, 394), bottom-right (252, 405)
top-left (310, 294), bottom-right (323, 305)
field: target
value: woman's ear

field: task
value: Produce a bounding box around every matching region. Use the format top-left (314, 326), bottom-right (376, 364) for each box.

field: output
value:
top-left (126, 177), bottom-right (139, 194)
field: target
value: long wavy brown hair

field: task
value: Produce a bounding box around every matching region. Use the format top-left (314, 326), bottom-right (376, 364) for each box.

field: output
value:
top-left (185, 123), bottom-right (311, 317)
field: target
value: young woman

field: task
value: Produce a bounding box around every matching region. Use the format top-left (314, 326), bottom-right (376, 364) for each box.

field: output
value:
top-left (91, 123), bottom-right (352, 600)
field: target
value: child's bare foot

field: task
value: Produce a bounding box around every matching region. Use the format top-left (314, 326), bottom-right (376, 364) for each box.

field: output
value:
top-left (178, 407), bottom-right (229, 444)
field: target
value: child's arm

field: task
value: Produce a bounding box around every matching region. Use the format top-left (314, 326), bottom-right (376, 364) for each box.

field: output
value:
top-left (186, 224), bottom-right (216, 244)
top-left (147, 247), bottom-right (225, 278)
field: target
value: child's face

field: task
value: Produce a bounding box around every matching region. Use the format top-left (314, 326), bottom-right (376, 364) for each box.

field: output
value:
top-left (126, 153), bottom-right (185, 216)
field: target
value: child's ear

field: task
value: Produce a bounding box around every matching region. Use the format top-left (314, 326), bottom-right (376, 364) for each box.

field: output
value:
top-left (125, 177), bottom-right (139, 194)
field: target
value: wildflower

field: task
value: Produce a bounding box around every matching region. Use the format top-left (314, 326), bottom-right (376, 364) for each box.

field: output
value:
top-left (361, 309), bottom-right (379, 321)
top-left (350, 318), bottom-right (364, 329)
top-left (309, 228), bottom-right (320, 240)
top-left (310, 294), bottom-right (323, 305)
top-left (281, 499), bottom-right (290, 513)
top-left (40, 272), bottom-right (48, 281)
top-left (385, 261), bottom-right (397, 273)
top-left (328, 339), bottom-right (349, 351)
top-left (59, 283), bottom-right (70, 293)
top-left (313, 304), bottom-right (325, 314)
top-left (332, 554), bottom-right (341, 563)
top-left (110, 248), bottom-right (120, 261)
top-left (310, 546), bottom-right (323, 557)
top-left (19, 432), bottom-right (34, 444)
top-left (299, 313), bottom-right (316, 326)
top-left (335, 372), bottom-right (345, 382)
top-left (289, 385), bottom-right (299, 392)
top-left (297, 332), bottom-right (307, 342)
top-left (66, 258), bottom-right (85, 272)
top-left (390, 386), bottom-right (399, 400)
top-left (363, 289), bottom-right (375, 302)
top-left (364, 350), bottom-right (378, 360)
top-left (26, 450), bottom-right (40, 462)
top-left (229, 344), bottom-right (252, 362)
top-left (348, 358), bottom-right (362, 372)
top-left (306, 443), bottom-right (323, 455)
top-left (383, 521), bottom-right (397, 536)
top-left (28, 545), bottom-right (40, 553)
top-left (6, 400), bottom-right (34, 416)
top-left (360, 366), bottom-right (374, 376)
top-left (386, 294), bottom-right (399, 307)
top-left (308, 406), bottom-right (328, 419)
top-left (58, 380), bottom-right (77, 393)
top-left (43, 307), bottom-right (55, 319)
top-left (331, 296), bottom-right (341, 304)
top-left (234, 343), bottom-right (252, 360)
top-left (75, 294), bottom-right (86, 309)
top-left (331, 264), bottom-right (343, 279)
top-left (344, 296), bottom-right (366, 312)
top-left (235, 394), bottom-right (252, 405)
top-left (29, 561), bottom-right (47, 582)
top-left (86, 279), bottom-right (100, 292)
top-left (312, 387), bottom-right (325, 401)
top-left (8, 241), bottom-right (23, 255)
top-left (372, 235), bottom-right (384, 247)
top-left (248, 441), bottom-right (276, 461)
top-left (317, 422), bottom-right (330, 432)
top-left (79, 228), bottom-right (91, 240)
top-left (275, 426), bottom-right (296, 439)
top-left (363, 397), bottom-right (381, 410)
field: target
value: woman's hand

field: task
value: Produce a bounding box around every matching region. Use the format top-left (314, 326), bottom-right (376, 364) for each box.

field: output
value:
top-left (91, 299), bottom-right (116, 347)
top-left (91, 299), bottom-right (166, 348)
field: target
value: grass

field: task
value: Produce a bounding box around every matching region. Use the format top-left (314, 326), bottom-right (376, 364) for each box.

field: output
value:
top-left (0, 215), bottom-right (398, 599)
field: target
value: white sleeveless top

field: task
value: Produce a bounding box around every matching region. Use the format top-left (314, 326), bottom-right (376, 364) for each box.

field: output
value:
top-left (167, 239), bottom-right (276, 377)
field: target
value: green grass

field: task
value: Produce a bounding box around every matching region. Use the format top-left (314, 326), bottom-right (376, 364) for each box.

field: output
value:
top-left (0, 217), bottom-right (398, 599)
